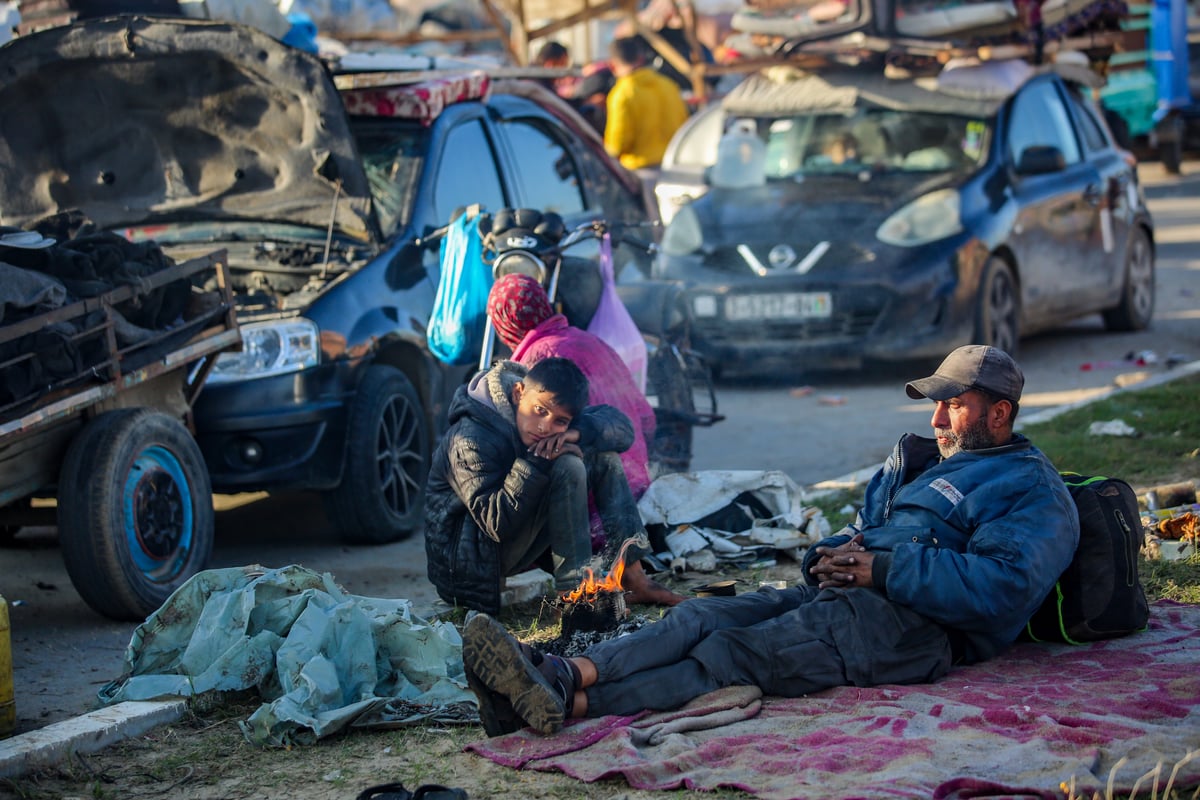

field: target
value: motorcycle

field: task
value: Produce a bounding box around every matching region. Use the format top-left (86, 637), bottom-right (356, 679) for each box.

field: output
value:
top-left (424, 206), bottom-right (722, 475)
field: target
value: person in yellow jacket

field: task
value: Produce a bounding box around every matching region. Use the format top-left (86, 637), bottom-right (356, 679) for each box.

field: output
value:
top-left (603, 37), bottom-right (690, 171)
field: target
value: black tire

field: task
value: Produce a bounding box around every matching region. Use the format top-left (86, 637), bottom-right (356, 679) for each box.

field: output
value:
top-left (974, 257), bottom-right (1020, 356)
top-left (323, 366), bottom-right (429, 544)
top-left (1103, 226), bottom-right (1154, 332)
top-left (58, 409), bottom-right (214, 621)
top-left (645, 342), bottom-right (696, 474)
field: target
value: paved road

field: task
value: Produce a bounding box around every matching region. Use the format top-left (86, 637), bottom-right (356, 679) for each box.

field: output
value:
top-left (3, 161), bottom-right (1198, 738)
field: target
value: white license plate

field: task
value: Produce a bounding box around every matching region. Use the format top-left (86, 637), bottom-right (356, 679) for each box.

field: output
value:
top-left (724, 292), bottom-right (833, 321)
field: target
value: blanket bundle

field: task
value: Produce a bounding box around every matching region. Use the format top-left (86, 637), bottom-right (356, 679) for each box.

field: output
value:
top-left (468, 600), bottom-right (1200, 799)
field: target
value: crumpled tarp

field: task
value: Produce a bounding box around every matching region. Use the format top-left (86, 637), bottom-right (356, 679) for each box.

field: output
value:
top-left (99, 565), bottom-right (476, 747)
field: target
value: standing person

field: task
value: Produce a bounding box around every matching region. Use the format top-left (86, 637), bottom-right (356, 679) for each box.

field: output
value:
top-left (423, 357), bottom-right (682, 618)
top-left (486, 273), bottom-right (656, 500)
top-left (603, 36), bottom-right (690, 171)
top-left (463, 345), bottom-right (1080, 736)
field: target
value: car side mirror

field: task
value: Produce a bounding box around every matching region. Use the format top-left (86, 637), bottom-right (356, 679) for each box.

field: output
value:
top-left (1015, 145), bottom-right (1066, 176)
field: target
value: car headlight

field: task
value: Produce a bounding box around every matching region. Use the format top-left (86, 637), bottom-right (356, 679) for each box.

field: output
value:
top-left (876, 188), bottom-right (963, 247)
top-left (661, 203), bottom-right (704, 256)
top-left (207, 318), bottom-right (320, 383)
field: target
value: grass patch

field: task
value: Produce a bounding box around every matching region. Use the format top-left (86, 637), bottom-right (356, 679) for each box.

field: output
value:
top-left (1140, 554), bottom-right (1200, 604)
top-left (1019, 373), bottom-right (1200, 487)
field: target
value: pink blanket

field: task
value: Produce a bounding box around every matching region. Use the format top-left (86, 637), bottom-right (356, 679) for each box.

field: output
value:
top-left (467, 601), bottom-right (1200, 799)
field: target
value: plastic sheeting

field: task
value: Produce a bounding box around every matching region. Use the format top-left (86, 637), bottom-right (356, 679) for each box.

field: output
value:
top-left (99, 565), bottom-right (476, 747)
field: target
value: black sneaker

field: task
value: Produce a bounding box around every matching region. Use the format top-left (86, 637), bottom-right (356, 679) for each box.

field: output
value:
top-left (463, 613), bottom-right (566, 734)
top-left (462, 659), bottom-right (523, 737)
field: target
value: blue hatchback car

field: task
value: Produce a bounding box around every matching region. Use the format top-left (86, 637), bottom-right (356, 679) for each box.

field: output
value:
top-left (652, 61), bottom-right (1156, 376)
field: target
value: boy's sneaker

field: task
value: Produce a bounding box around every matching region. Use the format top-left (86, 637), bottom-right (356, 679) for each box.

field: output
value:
top-left (463, 613), bottom-right (567, 734)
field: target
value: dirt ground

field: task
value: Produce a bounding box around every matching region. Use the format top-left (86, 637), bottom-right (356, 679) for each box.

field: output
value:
top-left (3, 717), bottom-right (751, 800)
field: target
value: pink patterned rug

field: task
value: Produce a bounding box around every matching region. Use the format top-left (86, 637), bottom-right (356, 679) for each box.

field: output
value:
top-left (467, 600), bottom-right (1200, 799)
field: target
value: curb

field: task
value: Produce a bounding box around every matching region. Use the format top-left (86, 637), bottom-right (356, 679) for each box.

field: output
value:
top-left (0, 700), bottom-right (187, 779)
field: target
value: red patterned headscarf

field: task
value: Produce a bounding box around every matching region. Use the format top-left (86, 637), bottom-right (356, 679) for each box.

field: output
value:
top-left (487, 273), bottom-right (555, 350)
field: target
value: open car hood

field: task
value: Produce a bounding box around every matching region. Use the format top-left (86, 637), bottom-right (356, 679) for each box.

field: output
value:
top-left (0, 16), bottom-right (379, 242)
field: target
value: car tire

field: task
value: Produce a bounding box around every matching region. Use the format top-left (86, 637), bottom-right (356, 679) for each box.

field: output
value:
top-left (1102, 226), bottom-right (1154, 332)
top-left (323, 365), bottom-right (429, 544)
top-left (58, 409), bottom-right (214, 621)
top-left (974, 257), bottom-right (1020, 356)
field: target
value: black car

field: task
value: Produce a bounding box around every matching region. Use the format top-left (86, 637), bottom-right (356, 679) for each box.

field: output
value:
top-left (0, 16), bottom-right (654, 544)
top-left (652, 62), bottom-right (1156, 375)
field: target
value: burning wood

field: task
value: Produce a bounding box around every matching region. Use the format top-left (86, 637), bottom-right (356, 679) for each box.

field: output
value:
top-left (555, 538), bottom-right (637, 636)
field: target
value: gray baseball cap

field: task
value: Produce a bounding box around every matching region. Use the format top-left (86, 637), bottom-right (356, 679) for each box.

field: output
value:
top-left (905, 345), bottom-right (1024, 403)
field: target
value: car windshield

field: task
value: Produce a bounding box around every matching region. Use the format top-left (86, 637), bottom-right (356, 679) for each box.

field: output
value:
top-left (761, 109), bottom-right (990, 177)
top-left (348, 118), bottom-right (428, 235)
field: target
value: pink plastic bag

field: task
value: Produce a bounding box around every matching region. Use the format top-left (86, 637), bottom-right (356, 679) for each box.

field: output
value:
top-left (586, 233), bottom-right (647, 392)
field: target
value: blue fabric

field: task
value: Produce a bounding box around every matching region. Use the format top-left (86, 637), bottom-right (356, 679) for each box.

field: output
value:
top-left (428, 211), bottom-right (492, 365)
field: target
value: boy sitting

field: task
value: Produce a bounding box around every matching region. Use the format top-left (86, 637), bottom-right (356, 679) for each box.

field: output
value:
top-left (424, 357), bottom-right (681, 614)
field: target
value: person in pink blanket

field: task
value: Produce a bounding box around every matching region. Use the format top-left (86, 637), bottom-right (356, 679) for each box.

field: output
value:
top-left (486, 273), bottom-right (656, 501)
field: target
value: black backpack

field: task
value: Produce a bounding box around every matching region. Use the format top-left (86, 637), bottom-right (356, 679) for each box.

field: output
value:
top-left (1023, 473), bottom-right (1150, 644)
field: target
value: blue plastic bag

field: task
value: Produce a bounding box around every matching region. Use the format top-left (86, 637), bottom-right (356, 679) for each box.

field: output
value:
top-left (428, 210), bottom-right (492, 365)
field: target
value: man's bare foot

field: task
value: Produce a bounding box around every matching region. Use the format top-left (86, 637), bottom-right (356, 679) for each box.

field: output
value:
top-left (621, 561), bottom-right (685, 606)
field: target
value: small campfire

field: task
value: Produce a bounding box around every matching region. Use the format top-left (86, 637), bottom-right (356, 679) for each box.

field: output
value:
top-left (553, 539), bottom-right (636, 637)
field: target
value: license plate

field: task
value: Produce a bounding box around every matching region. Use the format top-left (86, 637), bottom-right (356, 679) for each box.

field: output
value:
top-left (724, 292), bottom-right (832, 321)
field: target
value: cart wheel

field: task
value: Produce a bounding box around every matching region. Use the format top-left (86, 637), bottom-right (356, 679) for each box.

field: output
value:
top-left (58, 409), bottom-right (214, 621)
top-left (322, 365), bottom-right (429, 544)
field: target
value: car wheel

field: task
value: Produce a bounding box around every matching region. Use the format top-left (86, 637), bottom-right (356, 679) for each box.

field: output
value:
top-left (974, 257), bottom-right (1020, 356)
top-left (323, 365), bottom-right (429, 544)
top-left (58, 409), bottom-right (214, 621)
top-left (1102, 226), bottom-right (1154, 332)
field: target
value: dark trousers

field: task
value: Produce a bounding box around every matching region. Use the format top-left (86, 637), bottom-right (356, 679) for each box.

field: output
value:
top-left (500, 450), bottom-right (645, 589)
top-left (583, 585), bottom-right (954, 716)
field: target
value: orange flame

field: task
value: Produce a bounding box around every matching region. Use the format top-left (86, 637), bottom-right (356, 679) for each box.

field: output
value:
top-left (560, 559), bottom-right (627, 605)
top-left (559, 537), bottom-right (636, 604)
